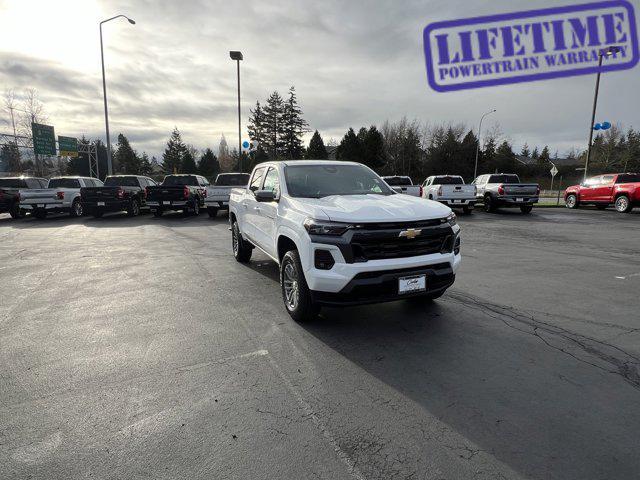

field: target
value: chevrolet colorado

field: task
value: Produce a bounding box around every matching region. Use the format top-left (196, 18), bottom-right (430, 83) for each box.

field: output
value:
top-left (473, 173), bottom-right (539, 213)
top-left (146, 174), bottom-right (208, 217)
top-left (0, 177), bottom-right (47, 218)
top-left (81, 175), bottom-right (157, 218)
top-left (564, 173), bottom-right (640, 213)
top-left (229, 161), bottom-right (461, 321)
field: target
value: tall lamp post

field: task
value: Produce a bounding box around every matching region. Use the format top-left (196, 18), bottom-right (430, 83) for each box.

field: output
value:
top-left (583, 45), bottom-right (620, 181)
top-left (229, 51), bottom-right (243, 172)
top-left (100, 14), bottom-right (136, 176)
top-left (473, 109), bottom-right (496, 180)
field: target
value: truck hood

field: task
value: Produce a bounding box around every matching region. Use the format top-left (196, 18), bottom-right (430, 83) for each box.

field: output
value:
top-left (297, 194), bottom-right (451, 223)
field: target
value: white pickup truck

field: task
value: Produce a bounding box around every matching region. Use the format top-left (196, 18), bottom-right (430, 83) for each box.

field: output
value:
top-left (19, 176), bottom-right (103, 219)
top-left (381, 176), bottom-right (422, 197)
top-left (229, 160), bottom-right (461, 321)
top-left (422, 175), bottom-right (476, 214)
top-left (205, 173), bottom-right (250, 217)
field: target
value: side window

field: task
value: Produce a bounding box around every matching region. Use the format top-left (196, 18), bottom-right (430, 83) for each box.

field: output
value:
top-left (249, 167), bottom-right (266, 192)
top-left (25, 179), bottom-right (40, 189)
top-left (200, 176), bottom-right (210, 186)
top-left (601, 175), bottom-right (615, 185)
top-left (38, 179), bottom-right (48, 188)
top-left (262, 167), bottom-right (280, 198)
top-left (147, 178), bottom-right (157, 186)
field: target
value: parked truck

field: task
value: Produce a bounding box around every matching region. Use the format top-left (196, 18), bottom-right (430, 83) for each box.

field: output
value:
top-left (81, 175), bottom-right (158, 218)
top-left (229, 160), bottom-right (461, 321)
top-left (0, 177), bottom-right (48, 218)
top-left (145, 174), bottom-right (208, 217)
top-left (381, 176), bottom-right (422, 197)
top-left (422, 175), bottom-right (476, 214)
top-left (472, 173), bottom-right (539, 213)
top-left (564, 173), bottom-right (640, 213)
top-left (205, 173), bottom-right (250, 217)
top-left (19, 176), bottom-right (103, 219)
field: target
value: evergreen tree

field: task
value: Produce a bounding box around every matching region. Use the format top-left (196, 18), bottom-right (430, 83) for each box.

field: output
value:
top-left (531, 146), bottom-right (540, 159)
top-left (495, 140), bottom-right (517, 172)
top-left (182, 149), bottom-right (198, 173)
top-left (114, 133), bottom-right (140, 174)
top-left (198, 148), bottom-right (220, 179)
top-left (281, 87), bottom-right (309, 159)
top-left (459, 130), bottom-right (478, 180)
top-left (361, 126), bottom-right (385, 170)
top-left (1, 143), bottom-right (22, 173)
top-left (482, 137), bottom-right (497, 171)
top-left (247, 101), bottom-right (266, 151)
top-left (538, 145), bottom-right (551, 165)
top-left (336, 128), bottom-right (362, 162)
top-left (162, 128), bottom-right (186, 173)
top-left (139, 152), bottom-right (153, 176)
top-left (306, 130), bottom-right (328, 159)
top-left (262, 92), bottom-right (285, 159)
top-left (520, 143), bottom-right (531, 157)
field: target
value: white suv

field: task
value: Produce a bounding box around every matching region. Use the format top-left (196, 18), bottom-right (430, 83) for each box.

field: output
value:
top-left (228, 160), bottom-right (461, 321)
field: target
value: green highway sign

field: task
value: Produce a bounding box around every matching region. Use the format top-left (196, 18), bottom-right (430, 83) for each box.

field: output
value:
top-left (32, 123), bottom-right (56, 156)
top-left (58, 135), bottom-right (78, 157)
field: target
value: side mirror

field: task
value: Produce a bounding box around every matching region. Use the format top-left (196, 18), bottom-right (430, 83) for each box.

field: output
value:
top-left (255, 189), bottom-right (277, 202)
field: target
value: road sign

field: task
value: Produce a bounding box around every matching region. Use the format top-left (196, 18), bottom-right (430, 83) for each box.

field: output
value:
top-left (550, 165), bottom-right (559, 177)
top-left (32, 123), bottom-right (56, 156)
top-left (58, 136), bottom-right (78, 157)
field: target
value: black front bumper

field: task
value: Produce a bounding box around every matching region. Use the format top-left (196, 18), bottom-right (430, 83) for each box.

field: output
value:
top-left (310, 262), bottom-right (455, 307)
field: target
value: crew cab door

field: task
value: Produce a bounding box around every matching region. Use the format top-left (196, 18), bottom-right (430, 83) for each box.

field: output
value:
top-left (579, 176), bottom-right (601, 202)
top-left (241, 166), bottom-right (266, 243)
top-left (593, 174), bottom-right (615, 203)
top-left (253, 166), bottom-right (280, 258)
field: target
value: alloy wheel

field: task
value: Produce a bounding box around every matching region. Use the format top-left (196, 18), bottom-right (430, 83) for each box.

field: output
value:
top-left (283, 262), bottom-right (299, 311)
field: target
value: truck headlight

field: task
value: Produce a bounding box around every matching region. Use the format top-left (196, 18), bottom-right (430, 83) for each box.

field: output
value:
top-left (446, 212), bottom-right (457, 226)
top-left (303, 218), bottom-right (353, 236)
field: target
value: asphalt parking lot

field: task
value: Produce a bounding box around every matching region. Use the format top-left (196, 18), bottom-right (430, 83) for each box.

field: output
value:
top-left (1, 207), bottom-right (639, 480)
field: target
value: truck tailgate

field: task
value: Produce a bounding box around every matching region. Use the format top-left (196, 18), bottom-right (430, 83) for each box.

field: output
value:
top-left (206, 186), bottom-right (232, 200)
top-left (81, 187), bottom-right (121, 202)
top-left (440, 185), bottom-right (475, 199)
top-left (503, 184), bottom-right (538, 196)
top-left (392, 186), bottom-right (421, 196)
top-left (147, 186), bottom-right (187, 202)
top-left (19, 189), bottom-right (59, 205)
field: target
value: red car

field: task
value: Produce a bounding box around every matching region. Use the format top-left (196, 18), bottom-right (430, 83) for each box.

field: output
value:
top-left (564, 173), bottom-right (640, 213)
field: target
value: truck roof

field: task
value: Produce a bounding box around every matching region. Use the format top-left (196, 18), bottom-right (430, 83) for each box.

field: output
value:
top-left (278, 160), bottom-right (360, 167)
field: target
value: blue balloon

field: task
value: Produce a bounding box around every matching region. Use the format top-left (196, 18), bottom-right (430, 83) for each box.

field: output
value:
top-left (593, 123), bottom-right (602, 130)
top-left (242, 140), bottom-right (250, 149)
top-left (601, 121), bottom-right (611, 130)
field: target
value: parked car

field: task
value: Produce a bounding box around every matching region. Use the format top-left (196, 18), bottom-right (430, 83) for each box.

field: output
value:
top-left (422, 175), bottom-right (476, 214)
top-left (564, 173), bottom-right (640, 213)
top-left (19, 176), bottom-right (103, 218)
top-left (146, 174), bottom-right (208, 217)
top-left (81, 175), bottom-right (157, 218)
top-left (381, 176), bottom-right (422, 197)
top-left (0, 177), bottom-right (48, 218)
top-left (229, 160), bottom-right (461, 321)
top-left (472, 173), bottom-right (539, 213)
top-left (205, 173), bottom-right (250, 217)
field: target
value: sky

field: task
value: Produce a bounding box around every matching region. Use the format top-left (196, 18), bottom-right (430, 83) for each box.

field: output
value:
top-left (1, 0), bottom-right (639, 160)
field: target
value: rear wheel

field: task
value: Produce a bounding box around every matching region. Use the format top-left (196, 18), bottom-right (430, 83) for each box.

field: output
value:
top-left (565, 194), bottom-right (578, 209)
top-left (127, 199), bottom-right (140, 217)
top-left (484, 195), bottom-right (496, 213)
top-left (520, 205), bottom-right (533, 214)
top-left (207, 207), bottom-right (218, 218)
top-left (153, 208), bottom-right (163, 217)
top-left (280, 250), bottom-right (318, 322)
top-left (232, 220), bottom-right (252, 262)
top-left (70, 199), bottom-right (83, 217)
top-left (9, 202), bottom-right (25, 219)
top-left (615, 195), bottom-right (632, 213)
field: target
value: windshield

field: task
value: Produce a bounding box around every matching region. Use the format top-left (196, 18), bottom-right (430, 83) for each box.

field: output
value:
top-left (215, 173), bottom-right (250, 186)
top-left (383, 176), bottom-right (413, 186)
top-left (163, 175), bottom-right (198, 186)
top-left (48, 178), bottom-right (80, 189)
top-left (616, 173), bottom-right (640, 183)
top-left (105, 176), bottom-right (139, 187)
top-left (285, 164), bottom-right (394, 198)
top-left (0, 178), bottom-right (26, 188)
top-left (433, 176), bottom-right (464, 185)
top-left (490, 174), bottom-right (520, 184)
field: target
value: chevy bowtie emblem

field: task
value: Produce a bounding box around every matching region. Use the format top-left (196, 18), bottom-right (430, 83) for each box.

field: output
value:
top-left (399, 228), bottom-right (421, 239)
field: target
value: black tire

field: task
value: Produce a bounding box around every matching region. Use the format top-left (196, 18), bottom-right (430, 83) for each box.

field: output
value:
top-left (93, 210), bottom-right (104, 218)
top-left (615, 195), bottom-right (633, 213)
top-left (231, 220), bottom-right (252, 262)
top-left (280, 250), bottom-right (318, 322)
top-left (484, 195), bottom-right (496, 213)
top-left (520, 205), bottom-right (533, 214)
top-left (70, 199), bottom-right (83, 218)
top-left (34, 209), bottom-right (47, 219)
top-left (462, 205), bottom-right (473, 215)
top-left (153, 208), bottom-right (163, 217)
top-left (9, 202), bottom-right (25, 219)
top-left (193, 200), bottom-right (200, 215)
top-left (565, 194), bottom-right (578, 209)
top-left (207, 207), bottom-right (218, 218)
top-left (127, 199), bottom-right (141, 217)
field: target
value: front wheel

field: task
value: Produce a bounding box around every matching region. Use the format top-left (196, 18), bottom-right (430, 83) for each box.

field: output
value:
top-left (70, 199), bottom-right (83, 217)
top-left (565, 194), bottom-right (578, 209)
top-left (520, 205), bottom-right (533, 214)
top-left (484, 195), bottom-right (496, 213)
top-left (280, 250), bottom-right (318, 322)
top-left (231, 220), bottom-right (252, 262)
top-left (615, 195), bottom-right (632, 213)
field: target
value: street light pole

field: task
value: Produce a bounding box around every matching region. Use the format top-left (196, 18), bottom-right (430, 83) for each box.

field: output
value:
top-left (100, 14), bottom-right (135, 176)
top-left (229, 51), bottom-right (243, 173)
top-left (473, 109), bottom-right (496, 180)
